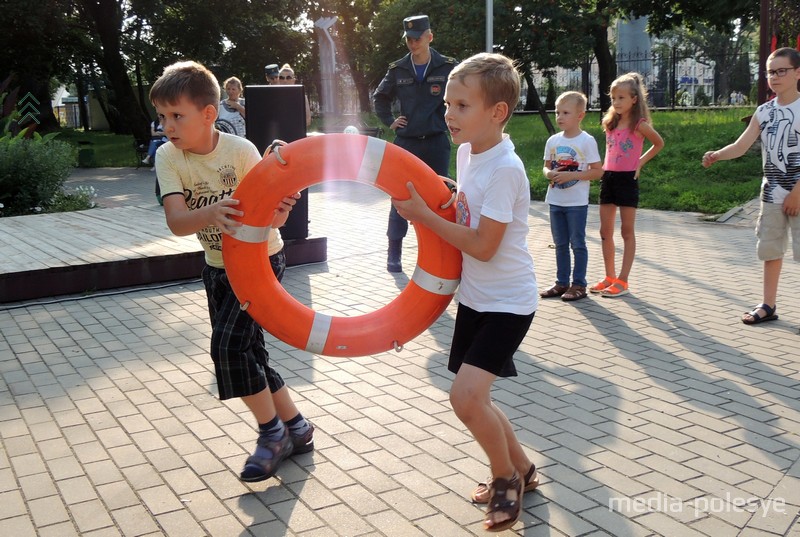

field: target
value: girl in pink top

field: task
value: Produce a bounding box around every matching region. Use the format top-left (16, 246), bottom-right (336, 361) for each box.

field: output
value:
top-left (591, 73), bottom-right (664, 297)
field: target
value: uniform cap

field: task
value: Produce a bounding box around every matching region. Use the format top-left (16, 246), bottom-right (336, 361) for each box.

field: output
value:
top-left (264, 64), bottom-right (279, 77)
top-left (403, 15), bottom-right (430, 39)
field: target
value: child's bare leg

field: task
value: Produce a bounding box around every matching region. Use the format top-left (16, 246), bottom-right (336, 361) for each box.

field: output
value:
top-left (743, 258), bottom-right (782, 322)
top-left (762, 258), bottom-right (781, 306)
top-left (598, 204), bottom-right (617, 278)
top-left (450, 365), bottom-right (516, 529)
top-left (490, 402), bottom-right (533, 475)
top-left (618, 206), bottom-right (637, 282)
top-left (242, 388), bottom-right (278, 423)
top-left (272, 385), bottom-right (301, 422)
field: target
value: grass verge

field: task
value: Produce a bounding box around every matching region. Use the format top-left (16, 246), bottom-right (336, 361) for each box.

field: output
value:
top-left (59, 107), bottom-right (761, 215)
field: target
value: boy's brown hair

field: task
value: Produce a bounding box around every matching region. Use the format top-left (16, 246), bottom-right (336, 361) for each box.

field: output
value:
top-left (768, 46), bottom-right (800, 68)
top-left (556, 91), bottom-right (588, 112)
top-left (150, 61), bottom-right (220, 110)
top-left (449, 53), bottom-right (520, 125)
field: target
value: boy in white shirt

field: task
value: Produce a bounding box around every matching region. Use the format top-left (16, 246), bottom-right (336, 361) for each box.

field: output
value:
top-left (540, 91), bottom-right (603, 301)
top-left (703, 47), bottom-right (800, 325)
top-left (393, 53), bottom-right (537, 533)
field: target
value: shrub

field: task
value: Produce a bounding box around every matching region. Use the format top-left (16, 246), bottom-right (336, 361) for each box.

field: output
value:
top-left (0, 79), bottom-right (79, 217)
top-left (0, 135), bottom-right (77, 216)
top-left (49, 185), bottom-right (97, 213)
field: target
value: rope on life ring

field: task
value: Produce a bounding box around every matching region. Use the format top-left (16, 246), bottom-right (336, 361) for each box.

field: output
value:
top-left (222, 134), bottom-right (462, 358)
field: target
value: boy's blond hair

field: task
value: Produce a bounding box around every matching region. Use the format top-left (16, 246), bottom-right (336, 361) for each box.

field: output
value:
top-left (150, 61), bottom-right (220, 111)
top-left (556, 91), bottom-right (587, 112)
top-left (449, 53), bottom-right (520, 125)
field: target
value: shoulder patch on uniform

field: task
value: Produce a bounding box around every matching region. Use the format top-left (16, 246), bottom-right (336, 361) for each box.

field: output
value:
top-left (389, 59), bottom-right (401, 69)
top-left (444, 56), bottom-right (457, 64)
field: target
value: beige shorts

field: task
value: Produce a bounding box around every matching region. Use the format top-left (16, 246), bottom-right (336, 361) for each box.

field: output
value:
top-left (755, 202), bottom-right (800, 261)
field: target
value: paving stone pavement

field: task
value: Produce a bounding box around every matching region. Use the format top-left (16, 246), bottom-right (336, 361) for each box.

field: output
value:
top-left (1, 167), bottom-right (799, 537)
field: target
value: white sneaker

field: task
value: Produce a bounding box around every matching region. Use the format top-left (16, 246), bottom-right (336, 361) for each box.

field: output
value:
top-left (142, 157), bottom-right (151, 164)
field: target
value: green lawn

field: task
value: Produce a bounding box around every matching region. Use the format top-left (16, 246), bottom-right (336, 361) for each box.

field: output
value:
top-left (58, 129), bottom-right (142, 167)
top-left (59, 107), bottom-right (762, 215)
top-left (507, 107), bottom-right (762, 214)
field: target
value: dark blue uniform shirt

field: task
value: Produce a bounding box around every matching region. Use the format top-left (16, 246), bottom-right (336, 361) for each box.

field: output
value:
top-left (373, 48), bottom-right (456, 139)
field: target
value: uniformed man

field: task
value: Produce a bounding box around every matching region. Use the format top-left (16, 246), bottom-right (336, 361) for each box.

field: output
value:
top-left (373, 14), bottom-right (456, 273)
top-left (264, 64), bottom-right (280, 84)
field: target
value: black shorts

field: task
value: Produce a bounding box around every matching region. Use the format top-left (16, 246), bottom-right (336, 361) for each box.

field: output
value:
top-left (448, 303), bottom-right (535, 378)
top-left (599, 170), bottom-right (639, 207)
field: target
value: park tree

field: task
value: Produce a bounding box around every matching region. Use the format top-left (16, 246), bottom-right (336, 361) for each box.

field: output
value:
top-left (0, 1), bottom-right (74, 132)
top-left (655, 23), bottom-right (757, 106)
top-left (1, 0), bottom-right (310, 136)
top-left (306, 0), bottom-right (382, 114)
top-left (74, 0), bottom-right (151, 141)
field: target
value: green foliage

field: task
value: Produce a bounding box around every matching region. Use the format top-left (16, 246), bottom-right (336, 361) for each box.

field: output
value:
top-left (0, 136), bottom-right (77, 216)
top-left (59, 129), bottom-right (141, 167)
top-left (49, 185), bottom-right (97, 213)
top-left (1, 87), bottom-right (77, 216)
top-left (694, 85), bottom-right (711, 106)
top-left (507, 108), bottom-right (762, 214)
top-left (0, 135), bottom-right (77, 216)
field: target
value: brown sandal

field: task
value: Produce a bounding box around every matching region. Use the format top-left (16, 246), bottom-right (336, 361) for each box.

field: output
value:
top-left (561, 285), bottom-right (587, 301)
top-left (471, 464), bottom-right (539, 504)
top-left (540, 284), bottom-right (568, 298)
top-left (484, 472), bottom-right (523, 532)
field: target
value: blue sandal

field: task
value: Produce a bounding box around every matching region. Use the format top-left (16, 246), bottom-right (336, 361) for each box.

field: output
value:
top-left (240, 428), bottom-right (293, 482)
top-left (742, 303), bottom-right (778, 325)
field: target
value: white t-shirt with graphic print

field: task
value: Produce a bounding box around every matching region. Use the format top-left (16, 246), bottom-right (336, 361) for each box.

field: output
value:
top-left (755, 97), bottom-right (800, 205)
top-left (543, 130), bottom-right (601, 207)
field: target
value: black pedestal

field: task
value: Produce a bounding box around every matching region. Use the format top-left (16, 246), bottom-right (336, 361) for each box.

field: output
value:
top-left (245, 85), bottom-right (325, 263)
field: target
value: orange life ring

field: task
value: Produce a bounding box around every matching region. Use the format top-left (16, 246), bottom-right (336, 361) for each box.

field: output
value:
top-left (222, 134), bottom-right (462, 357)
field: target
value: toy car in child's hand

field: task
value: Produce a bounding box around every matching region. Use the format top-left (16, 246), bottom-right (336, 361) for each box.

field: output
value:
top-left (555, 159), bottom-right (579, 172)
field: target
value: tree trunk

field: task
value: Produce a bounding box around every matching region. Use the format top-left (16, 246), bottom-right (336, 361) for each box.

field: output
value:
top-left (79, 0), bottom-right (149, 140)
top-left (523, 72), bottom-right (555, 135)
top-left (592, 21), bottom-right (616, 115)
top-left (349, 64), bottom-right (373, 114)
top-left (75, 68), bottom-right (90, 130)
top-left (15, 74), bottom-right (59, 133)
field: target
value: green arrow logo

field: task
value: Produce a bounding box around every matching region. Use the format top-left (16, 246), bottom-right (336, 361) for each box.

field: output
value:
top-left (18, 92), bottom-right (41, 124)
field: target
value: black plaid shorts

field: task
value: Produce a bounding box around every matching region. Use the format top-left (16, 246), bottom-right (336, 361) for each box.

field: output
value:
top-left (201, 249), bottom-right (286, 400)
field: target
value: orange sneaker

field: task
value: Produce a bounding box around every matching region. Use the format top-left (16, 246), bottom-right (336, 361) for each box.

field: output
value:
top-left (589, 277), bottom-right (614, 294)
top-left (601, 279), bottom-right (629, 297)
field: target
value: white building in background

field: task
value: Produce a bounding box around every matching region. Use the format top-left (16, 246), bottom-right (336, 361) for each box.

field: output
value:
top-left (616, 16), bottom-right (653, 77)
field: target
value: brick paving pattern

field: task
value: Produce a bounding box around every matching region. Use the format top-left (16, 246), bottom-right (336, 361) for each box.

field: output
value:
top-left (1, 168), bottom-right (798, 536)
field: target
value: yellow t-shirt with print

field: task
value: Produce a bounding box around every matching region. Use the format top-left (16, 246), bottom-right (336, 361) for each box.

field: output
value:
top-left (156, 132), bottom-right (284, 268)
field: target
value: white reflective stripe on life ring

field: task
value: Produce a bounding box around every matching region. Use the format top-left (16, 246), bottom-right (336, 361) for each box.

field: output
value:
top-left (307, 312), bottom-right (334, 354)
top-left (233, 224), bottom-right (273, 244)
top-left (355, 137), bottom-right (386, 187)
top-left (411, 266), bottom-right (461, 296)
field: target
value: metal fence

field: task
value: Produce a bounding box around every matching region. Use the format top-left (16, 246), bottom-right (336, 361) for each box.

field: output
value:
top-left (526, 49), bottom-right (759, 111)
